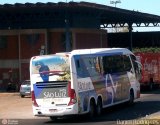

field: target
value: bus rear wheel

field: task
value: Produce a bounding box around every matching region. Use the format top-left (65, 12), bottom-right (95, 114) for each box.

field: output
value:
top-left (89, 100), bottom-right (96, 119)
top-left (96, 99), bottom-right (102, 116)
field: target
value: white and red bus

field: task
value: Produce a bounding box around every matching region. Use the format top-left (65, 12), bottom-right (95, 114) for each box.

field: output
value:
top-left (30, 48), bottom-right (141, 120)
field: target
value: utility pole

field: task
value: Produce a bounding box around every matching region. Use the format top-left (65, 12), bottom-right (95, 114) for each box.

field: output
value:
top-left (65, 0), bottom-right (71, 52)
top-left (110, 0), bottom-right (121, 7)
top-left (110, 0), bottom-right (121, 32)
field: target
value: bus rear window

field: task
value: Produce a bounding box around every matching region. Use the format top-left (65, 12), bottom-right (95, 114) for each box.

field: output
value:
top-left (31, 55), bottom-right (70, 81)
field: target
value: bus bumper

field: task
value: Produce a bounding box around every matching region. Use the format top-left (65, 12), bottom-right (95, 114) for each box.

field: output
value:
top-left (32, 104), bottom-right (78, 117)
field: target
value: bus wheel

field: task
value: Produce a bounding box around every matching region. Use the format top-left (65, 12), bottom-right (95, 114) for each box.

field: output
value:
top-left (50, 116), bottom-right (57, 121)
top-left (89, 100), bottom-right (96, 119)
top-left (128, 90), bottom-right (134, 105)
top-left (21, 95), bottom-right (25, 98)
top-left (96, 99), bottom-right (102, 116)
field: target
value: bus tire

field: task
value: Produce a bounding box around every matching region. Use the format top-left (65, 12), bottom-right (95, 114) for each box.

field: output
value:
top-left (21, 95), bottom-right (25, 98)
top-left (50, 116), bottom-right (57, 121)
top-left (128, 90), bottom-right (134, 105)
top-left (89, 100), bottom-right (96, 119)
top-left (96, 98), bottom-right (102, 116)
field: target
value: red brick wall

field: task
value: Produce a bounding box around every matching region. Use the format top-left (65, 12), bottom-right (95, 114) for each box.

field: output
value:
top-left (73, 29), bottom-right (108, 49)
top-left (48, 29), bottom-right (108, 53)
top-left (0, 68), bottom-right (19, 91)
top-left (20, 33), bottom-right (45, 59)
top-left (49, 32), bottom-right (65, 54)
top-left (20, 33), bottom-right (45, 82)
top-left (21, 63), bottom-right (30, 81)
top-left (0, 29), bottom-right (108, 91)
top-left (0, 35), bottom-right (19, 91)
top-left (0, 35), bottom-right (18, 59)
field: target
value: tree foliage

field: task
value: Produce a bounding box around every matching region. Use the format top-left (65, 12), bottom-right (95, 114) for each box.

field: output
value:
top-left (133, 47), bottom-right (160, 53)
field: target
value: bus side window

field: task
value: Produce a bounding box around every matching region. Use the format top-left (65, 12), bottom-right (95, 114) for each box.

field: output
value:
top-left (86, 57), bottom-right (101, 77)
top-left (103, 56), bottom-right (112, 74)
top-left (94, 57), bottom-right (101, 74)
top-left (130, 55), bottom-right (138, 72)
top-left (76, 58), bottom-right (90, 78)
top-left (76, 59), bottom-right (83, 77)
top-left (99, 56), bottom-right (104, 75)
top-left (131, 55), bottom-right (142, 80)
top-left (76, 60), bottom-right (80, 69)
top-left (111, 55), bottom-right (124, 73)
top-left (123, 55), bottom-right (132, 72)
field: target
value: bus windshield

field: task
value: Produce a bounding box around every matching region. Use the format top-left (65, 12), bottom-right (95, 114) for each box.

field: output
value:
top-left (31, 55), bottom-right (70, 82)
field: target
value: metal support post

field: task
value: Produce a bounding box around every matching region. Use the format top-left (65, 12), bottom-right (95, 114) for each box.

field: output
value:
top-left (128, 23), bottom-right (133, 51)
top-left (65, 18), bottom-right (71, 52)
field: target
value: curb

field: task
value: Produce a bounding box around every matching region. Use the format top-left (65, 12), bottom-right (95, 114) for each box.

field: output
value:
top-left (149, 113), bottom-right (160, 119)
top-left (144, 112), bottom-right (160, 119)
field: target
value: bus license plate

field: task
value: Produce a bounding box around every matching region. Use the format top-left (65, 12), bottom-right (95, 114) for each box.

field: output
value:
top-left (49, 109), bottom-right (57, 113)
top-left (43, 98), bottom-right (53, 103)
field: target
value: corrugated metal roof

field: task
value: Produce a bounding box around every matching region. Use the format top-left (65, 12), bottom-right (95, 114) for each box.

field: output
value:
top-left (0, 2), bottom-right (159, 29)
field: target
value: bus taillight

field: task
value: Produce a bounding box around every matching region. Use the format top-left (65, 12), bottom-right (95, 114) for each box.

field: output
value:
top-left (31, 91), bottom-right (39, 107)
top-left (68, 81), bottom-right (77, 106)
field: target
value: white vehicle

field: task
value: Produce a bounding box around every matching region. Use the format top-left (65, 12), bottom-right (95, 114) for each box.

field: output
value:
top-left (19, 80), bottom-right (31, 98)
top-left (30, 48), bottom-right (141, 120)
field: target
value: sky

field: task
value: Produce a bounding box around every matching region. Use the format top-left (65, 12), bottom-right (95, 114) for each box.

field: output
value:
top-left (0, 0), bottom-right (160, 31)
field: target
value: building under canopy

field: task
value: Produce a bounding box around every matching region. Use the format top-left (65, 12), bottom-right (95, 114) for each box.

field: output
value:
top-left (0, 1), bottom-right (160, 91)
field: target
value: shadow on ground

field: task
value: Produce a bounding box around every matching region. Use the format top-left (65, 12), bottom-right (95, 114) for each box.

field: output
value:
top-left (44, 100), bottom-right (160, 124)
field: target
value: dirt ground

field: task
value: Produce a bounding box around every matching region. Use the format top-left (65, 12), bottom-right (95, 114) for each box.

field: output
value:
top-left (0, 92), bottom-right (160, 120)
top-left (0, 93), bottom-right (35, 119)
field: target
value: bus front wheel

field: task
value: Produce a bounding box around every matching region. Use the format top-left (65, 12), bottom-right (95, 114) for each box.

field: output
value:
top-left (128, 90), bottom-right (134, 105)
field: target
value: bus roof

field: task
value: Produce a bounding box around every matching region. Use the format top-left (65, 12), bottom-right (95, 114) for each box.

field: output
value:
top-left (69, 48), bottom-right (133, 56)
top-left (31, 48), bottom-right (133, 61)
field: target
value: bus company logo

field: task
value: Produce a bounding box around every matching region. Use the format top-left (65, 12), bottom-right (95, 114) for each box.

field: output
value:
top-left (1, 119), bottom-right (8, 125)
top-left (1, 119), bottom-right (18, 125)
